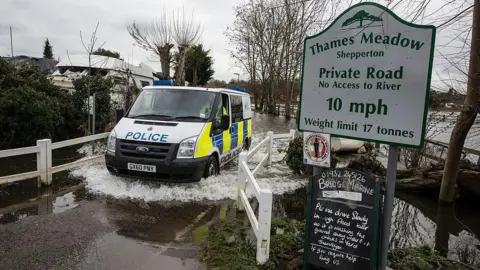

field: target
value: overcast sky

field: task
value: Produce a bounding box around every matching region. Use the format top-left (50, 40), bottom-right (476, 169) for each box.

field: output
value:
top-left (0, 0), bottom-right (472, 88)
top-left (0, 0), bottom-right (245, 82)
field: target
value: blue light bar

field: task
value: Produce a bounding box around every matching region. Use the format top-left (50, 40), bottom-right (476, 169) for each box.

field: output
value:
top-left (153, 80), bottom-right (174, 86)
top-left (230, 87), bottom-right (245, 92)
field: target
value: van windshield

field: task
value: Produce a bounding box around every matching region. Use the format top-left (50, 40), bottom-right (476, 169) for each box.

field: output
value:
top-left (127, 89), bottom-right (217, 121)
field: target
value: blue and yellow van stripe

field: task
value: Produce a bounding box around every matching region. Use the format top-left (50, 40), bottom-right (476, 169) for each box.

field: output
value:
top-left (195, 123), bottom-right (214, 158)
top-left (194, 119), bottom-right (252, 158)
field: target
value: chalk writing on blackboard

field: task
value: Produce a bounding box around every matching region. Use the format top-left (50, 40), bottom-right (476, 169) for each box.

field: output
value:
top-left (306, 168), bottom-right (380, 270)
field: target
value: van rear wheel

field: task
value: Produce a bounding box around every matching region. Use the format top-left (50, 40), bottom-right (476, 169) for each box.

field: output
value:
top-left (243, 138), bottom-right (250, 151)
top-left (204, 155), bottom-right (219, 178)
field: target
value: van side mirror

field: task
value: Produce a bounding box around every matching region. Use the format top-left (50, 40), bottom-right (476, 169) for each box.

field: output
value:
top-left (219, 115), bottom-right (230, 130)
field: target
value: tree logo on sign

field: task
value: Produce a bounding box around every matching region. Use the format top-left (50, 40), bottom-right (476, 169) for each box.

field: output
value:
top-left (342, 10), bottom-right (383, 27)
top-left (304, 134), bottom-right (329, 162)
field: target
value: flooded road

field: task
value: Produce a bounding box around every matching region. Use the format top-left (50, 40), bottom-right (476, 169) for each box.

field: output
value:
top-left (0, 112), bottom-right (479, 269)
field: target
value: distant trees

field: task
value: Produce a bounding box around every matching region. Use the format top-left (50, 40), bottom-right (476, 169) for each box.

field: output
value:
top-left (205, 79), bottom-right (227, 88)
top-left (43, 38), bottom-right (53, 59)
top-left (93, 48), bottom-right (122, 59)
top-left (225, 0), bottom-right (328, 118)
top-left (127, 8), bottom-right (202, 84)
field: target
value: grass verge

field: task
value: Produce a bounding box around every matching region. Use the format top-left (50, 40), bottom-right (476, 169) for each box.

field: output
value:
top-left (199, 217), bottom-right (476, 270)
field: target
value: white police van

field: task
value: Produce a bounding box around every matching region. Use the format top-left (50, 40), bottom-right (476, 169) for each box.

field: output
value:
top-left (105, 82), bottom-right (252, 182)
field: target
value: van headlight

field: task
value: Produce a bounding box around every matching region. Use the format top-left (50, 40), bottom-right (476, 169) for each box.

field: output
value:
top-left (107, 130), bottom-right (117, 152)
top-left (177, 136), bottom-right (197, 158)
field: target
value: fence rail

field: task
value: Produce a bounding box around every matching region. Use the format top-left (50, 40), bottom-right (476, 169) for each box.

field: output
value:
top-left (0, 132), bottom-right (109, 186)
top-left (424, 138), bottom-right (480, 164)
top-left (236, 130), bottom-right (295, 265)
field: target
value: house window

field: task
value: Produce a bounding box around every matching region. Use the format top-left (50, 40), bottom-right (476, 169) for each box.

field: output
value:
top-left (140, 80), bottom-right (150, 87)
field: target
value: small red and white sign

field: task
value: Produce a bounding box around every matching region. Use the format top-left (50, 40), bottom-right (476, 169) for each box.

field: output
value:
top-left (303, 132), bottom-right (331, 168)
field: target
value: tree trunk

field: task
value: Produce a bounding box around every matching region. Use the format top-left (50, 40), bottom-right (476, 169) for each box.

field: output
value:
top-left (175, 46), bottom-right (188, 86)
top-left (159, 44), bottom-right (173, 79)
top-left (254, 90), bottom-right (259, 110)
top-left (439, 0), bottom-right (480, 203)
top-left (192, 69), bottom-right (197, 86)
top-left (285, 100), bottom-right (291, 119)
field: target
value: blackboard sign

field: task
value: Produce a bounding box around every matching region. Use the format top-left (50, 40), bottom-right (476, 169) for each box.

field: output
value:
top-left (303, 168), bottom-right (381, 270)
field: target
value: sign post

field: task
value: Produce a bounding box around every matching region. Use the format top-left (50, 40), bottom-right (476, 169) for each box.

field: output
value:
top-left (297, 2), bottom-right (436, 269)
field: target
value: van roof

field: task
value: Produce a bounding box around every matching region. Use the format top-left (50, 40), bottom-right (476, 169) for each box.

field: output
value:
top-left (142, 85), bottom-right (250, 96)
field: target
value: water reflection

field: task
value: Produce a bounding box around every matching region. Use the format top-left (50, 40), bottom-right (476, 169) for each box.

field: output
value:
top-left (0, 184), bottom-right (85, 224)
top-left (392, 193), bottom-right (480, 266)
top-left (102, 198), bottom-right (217, 244)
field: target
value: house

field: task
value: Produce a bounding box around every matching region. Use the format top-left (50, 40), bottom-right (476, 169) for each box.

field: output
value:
top-left (51, 54), bottom-right (158, 108)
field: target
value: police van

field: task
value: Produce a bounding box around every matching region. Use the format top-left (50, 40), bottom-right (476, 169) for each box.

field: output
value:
top-left (105, 83), bottom-right (252, 182)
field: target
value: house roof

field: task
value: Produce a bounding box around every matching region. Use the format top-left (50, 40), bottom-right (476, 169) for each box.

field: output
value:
top-left (1, 55), bottom-right (59, 72)
top-left (56, 54), bottom-right (155, 79)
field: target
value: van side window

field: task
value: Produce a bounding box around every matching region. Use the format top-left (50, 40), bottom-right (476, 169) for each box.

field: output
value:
top-left (231, 95), bottom-right (243, 123)
top-left (214, 93), bottom-right (230, 127)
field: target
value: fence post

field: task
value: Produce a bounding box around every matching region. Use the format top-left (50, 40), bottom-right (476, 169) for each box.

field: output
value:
top-left (289, 129), bottom-right (295, 140)
top-left (36, 139), bottom-right (52, 186)
top-left (257, 189), bottom-right (273, 264)
top-left (267, 131), bottom-right (274, 167)
top-left (236, 152), bottom-right (248, 211)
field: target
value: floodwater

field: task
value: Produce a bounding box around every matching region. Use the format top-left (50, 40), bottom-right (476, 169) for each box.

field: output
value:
top-left (0, 112), bottom-right (479, 269)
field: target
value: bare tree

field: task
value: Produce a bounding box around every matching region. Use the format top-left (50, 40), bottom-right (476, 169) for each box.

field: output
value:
top-left (226, 0), bottom-right (341, 116)
top-left (172, 8), bottom-right (202, 86)
top-left (80, 22), bottom-right (105, 135)
top-left (439, 1), bottom-right (480, 203)
top-left (127, 10), bottom-right (174, 79)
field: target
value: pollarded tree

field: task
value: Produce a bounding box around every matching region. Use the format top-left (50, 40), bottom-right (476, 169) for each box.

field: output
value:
top-left (127, 12), bottom-right (174, 79)
top-left (172, 8), bottom-right (202, 86)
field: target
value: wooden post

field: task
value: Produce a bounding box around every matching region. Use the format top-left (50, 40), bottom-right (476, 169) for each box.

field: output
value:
top-left (36, 139), bottom-right (52, 186)
top-left (236, 152), bottom-right (248, 211)
top-left (267, 131), bottom-right (274, 167)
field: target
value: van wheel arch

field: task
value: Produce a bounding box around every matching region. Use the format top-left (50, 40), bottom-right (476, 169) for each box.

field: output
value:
top-left (203, 153), bottom-right (220, 179)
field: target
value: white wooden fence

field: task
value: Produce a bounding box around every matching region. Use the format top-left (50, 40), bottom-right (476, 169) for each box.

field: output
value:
top-left (236, 129), bottom-right (296, 265)
top-left (0, 133), bottom-right (109, 186)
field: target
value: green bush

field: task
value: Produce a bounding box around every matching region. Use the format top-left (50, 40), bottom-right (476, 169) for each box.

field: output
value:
top-left (284, 137), bottom-right (312, 175)
top-left (388, 246), bottom-right (472, 270)
top-left (72, 75), bottom-right (114, 134)
top-left (0, 60), bottom-right (113, 149)
top-left (0, 60), bottom-right (70, 149)
top-left (346, 151), bottom-right (387, 176)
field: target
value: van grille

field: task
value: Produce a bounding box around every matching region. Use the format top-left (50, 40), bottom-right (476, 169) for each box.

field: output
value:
top-left (133, 120), bottom-right (178, 127)
top-left (119, 139), bottom-right (173, 160)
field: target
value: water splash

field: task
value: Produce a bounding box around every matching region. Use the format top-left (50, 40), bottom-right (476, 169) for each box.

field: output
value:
top-left (70, 134), bottom-right (306, 203)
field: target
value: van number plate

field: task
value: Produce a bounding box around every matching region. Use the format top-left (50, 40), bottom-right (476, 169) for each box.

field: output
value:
top-left (127, 163), bottom-right (156, 173)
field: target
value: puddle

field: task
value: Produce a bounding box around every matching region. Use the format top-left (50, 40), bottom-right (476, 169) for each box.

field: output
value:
top-left (81, 232), bottom-right (203, 270)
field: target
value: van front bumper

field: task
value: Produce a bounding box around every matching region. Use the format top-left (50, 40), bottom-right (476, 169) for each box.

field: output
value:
top-left (104, 151), bottom-right (208, 183)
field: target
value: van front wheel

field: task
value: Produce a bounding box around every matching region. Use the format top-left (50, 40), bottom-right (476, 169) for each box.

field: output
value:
top-left (204, 155), bottom-right (219, 178)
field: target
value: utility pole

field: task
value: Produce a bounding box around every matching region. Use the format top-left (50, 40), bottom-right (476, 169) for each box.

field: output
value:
top-left (439, 0), bottom-right (480, 203)
top-left (10, 27), bottom-right (14, 57)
